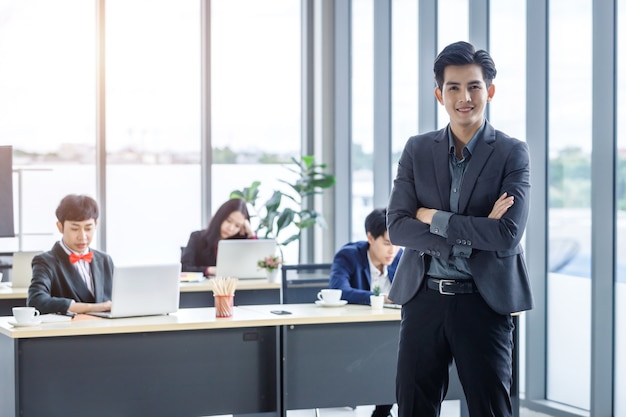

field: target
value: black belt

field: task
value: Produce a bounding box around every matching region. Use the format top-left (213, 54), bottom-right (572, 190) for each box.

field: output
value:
top-left (427, 277), bottom-right (478, 295)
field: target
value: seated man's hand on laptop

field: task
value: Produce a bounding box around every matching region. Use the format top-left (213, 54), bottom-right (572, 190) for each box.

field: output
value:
top-left (383, 294), bottom-right (394, 304)
top-left (68, 300), bottom-right (112, 314)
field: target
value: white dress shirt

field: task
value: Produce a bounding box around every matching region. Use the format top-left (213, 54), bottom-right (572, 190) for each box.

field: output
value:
top-left (367, 252), bottom-right (392, 295)
top-left (59, 240), bottom-right (94, 296)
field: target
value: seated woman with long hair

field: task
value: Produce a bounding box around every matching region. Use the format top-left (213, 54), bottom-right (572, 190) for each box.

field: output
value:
top-left (181, 198), bottom-right (256, 276)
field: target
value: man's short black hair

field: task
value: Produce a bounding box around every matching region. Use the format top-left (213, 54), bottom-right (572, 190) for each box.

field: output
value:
top-left (364, 208), bottom-right (388, 239)
top-left (55, 194), bottom-right (99, 223)
top-left (433, 41), bottom-right (497, 90)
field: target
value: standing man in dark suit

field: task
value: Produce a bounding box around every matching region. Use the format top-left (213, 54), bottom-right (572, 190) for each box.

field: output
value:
top-left (28, 194), bottom-right (113, 315)
top-left (387, 41), bottom-right (533, 417)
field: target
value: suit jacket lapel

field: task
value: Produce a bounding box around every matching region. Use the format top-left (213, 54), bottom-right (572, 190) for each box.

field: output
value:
top-left (53, 242), bottom-right (94, 301)
top-left (458, 124), bottom-right (495, 213)
top-left (91, 253), bottom-right (105, 302)
top-left (432, 129), bottom-right (452, 212)
top-left (358, 244), bottom-right (372, 285)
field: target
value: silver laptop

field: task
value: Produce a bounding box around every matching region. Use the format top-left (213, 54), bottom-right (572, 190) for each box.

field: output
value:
top-left (89, 264), bottom-right (181, 318)
top-left (215, 239), bottom-right (278, 279)
top-left (11, 251), bottom-right (42, 288)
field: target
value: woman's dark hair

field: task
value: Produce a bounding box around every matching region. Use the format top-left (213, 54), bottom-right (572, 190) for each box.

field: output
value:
top-left (364, 208), bottom-right (388, 239)
top-left (202, 198), bottom-right (251, 250)
top-left (55, 194), bottom-right (99, 223)
top-left (433, 41), bottom-right (497, 90)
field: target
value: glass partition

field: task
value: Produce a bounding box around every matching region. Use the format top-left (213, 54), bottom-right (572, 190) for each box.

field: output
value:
top-left (615, 1), bottom-right (626, 414)
top-left (547, 0), bottom-right (593, 410)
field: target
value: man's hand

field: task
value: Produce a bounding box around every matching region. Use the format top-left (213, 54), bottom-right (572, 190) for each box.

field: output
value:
top-left (416, 192), bottom-right (513, 225)
top-left (416, 207), bottom-right (437, 225)
top-left (489, 192), bottom-right (514, 219)
top-left (68, 300), bottom-right (112, 314)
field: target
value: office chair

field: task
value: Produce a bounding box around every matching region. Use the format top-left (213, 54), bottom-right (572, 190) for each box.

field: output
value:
top-left (280, 263), bottom-right (333, 304)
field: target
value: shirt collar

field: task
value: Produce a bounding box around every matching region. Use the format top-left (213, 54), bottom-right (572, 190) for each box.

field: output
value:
top-left (447, 120), bottom-right (486, 158)
top-left (366, 250), bottom-right (388, 278)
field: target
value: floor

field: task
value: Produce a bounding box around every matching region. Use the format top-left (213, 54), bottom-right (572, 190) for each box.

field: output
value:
top-left (287, 402), bottom-right (554, 417)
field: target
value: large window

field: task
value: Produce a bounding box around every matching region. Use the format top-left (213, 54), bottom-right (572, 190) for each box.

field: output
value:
top-left (489, 1), bottom-right (526, 142)
top-left (211, 0), bottom-right (301, 262)
top-left (105, 0), bottom-right (201, 266)
top-left (0, 0), bottom-right (97, 253)
top-left (547, 0), bottom-right (593, 409)
top-left (391, 0), bottom-right (418, 177)
top-left (351, 0), bottom-right (374, 242)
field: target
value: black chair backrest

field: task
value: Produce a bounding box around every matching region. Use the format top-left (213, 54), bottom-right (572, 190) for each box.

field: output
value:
top-left (280, 263), bottom-right (332, 304)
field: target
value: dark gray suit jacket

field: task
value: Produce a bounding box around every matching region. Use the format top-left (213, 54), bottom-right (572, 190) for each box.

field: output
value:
top-left (387, 122), bottom-right (533, 315)
top-left (27, 241), bottom-right (114, 314)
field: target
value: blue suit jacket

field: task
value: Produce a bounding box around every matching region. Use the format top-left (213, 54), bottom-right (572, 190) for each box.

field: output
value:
top-left (329, 240), bottom-right (402, 305)
top-left (387, 122), bottom-right (533, 314)
top-left (27, 241), bottom-right (114, 314)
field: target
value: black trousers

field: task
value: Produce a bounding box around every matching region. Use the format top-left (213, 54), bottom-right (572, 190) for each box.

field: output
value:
top-left (372, 404), bottom-right (393, 417)
top-left (395, 285), bottom-right (514, 417)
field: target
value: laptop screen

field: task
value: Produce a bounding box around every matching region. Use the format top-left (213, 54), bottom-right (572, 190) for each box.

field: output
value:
top-left (90, 264), bottom-right (181, 318)
top-left (215, 239), bottom-right (278, 279)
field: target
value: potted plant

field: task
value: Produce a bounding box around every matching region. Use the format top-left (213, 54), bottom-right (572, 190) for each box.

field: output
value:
top-left (370, 285), bottom-right (384, 309)
top-left (231, 155), bottom-right (336, 247)
top-left (257, 255), bottom-right (283, 282)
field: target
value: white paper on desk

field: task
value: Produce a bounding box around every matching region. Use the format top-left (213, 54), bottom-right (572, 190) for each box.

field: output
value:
top-left (40, 314), bottom-right (73, 323)
top-left (180, 272), bottom-right (205, 283)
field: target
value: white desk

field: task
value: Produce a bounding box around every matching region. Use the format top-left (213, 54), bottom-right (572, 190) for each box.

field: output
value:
top-left (0, 305), bottom-right (397, 417)
top-left (0, 304), bottom-right (513, 417)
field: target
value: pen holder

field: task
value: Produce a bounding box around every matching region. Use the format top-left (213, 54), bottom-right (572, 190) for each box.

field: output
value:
top-left (214, 294), bottom-right (234, 317)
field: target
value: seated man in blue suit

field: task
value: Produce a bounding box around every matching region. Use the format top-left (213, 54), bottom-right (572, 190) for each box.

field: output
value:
top-left (329, 207), bottom-right (402, 417)
top-left (330, 208), bottom-right (402, 305)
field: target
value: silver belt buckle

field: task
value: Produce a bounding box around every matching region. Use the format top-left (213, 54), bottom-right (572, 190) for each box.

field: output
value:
top-left (438, 279), bottom-right (456, 296)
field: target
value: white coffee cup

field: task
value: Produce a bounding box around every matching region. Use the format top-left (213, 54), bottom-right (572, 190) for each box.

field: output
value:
top-left (317, 289), bottom-right (342, 304)
top-left (12, 306), bottom-right (40, 324)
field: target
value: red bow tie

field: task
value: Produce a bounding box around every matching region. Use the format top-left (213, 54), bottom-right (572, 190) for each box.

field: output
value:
top-left (69, 252), bottom-right (93, 264)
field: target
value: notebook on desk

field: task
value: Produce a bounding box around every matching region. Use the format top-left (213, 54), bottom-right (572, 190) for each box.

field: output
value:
top-left (10, 251), bottom-right (42, 288)
top-left (215, 239), bottom-right (278, 279)
top-left (88, 264), bottom-right (181, 318)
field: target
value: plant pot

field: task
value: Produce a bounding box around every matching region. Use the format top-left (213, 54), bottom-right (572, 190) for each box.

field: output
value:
top-left (266, 268), bottom-right (281, 283)
top-left (370, 294), bottom-right (385, 309)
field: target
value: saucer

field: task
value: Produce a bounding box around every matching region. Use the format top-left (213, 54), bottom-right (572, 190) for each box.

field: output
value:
top-left (315, 300), bottom-right (348, 307)
top-left (8, 320), bottom-right (42, 327)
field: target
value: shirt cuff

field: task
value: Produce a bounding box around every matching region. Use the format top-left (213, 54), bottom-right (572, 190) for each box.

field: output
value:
top-left (430, 211), bottom-right (453, 237)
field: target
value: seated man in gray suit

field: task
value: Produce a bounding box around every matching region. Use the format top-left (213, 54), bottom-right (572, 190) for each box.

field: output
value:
top-left (28, 194), bottom-right (113, 315)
